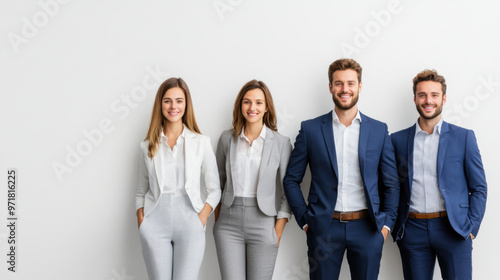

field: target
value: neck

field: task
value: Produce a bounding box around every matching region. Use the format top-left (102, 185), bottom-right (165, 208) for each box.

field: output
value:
top-left (418, 115), bottom-right (441, 134)
top-left (244, 122), bottom-right (264, 142)
top-left (334, 105), bottom-right (358, 127)
top-left (163, 121), bottom-right (184, 138)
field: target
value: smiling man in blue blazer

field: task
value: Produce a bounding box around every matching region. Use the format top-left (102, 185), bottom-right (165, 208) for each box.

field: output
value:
top-left (391, 69), bottom-right (487, 280)
top-left (283, 58), bottom-right (400, 280)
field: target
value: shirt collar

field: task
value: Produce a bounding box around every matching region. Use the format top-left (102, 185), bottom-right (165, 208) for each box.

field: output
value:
top-left (332, 109), bottom-right (362, 124)
top-left (239, 125), bottom-right (266, 141)
top-left (160, 124), bottom-right (186, 143)
top-left (415, 117), bottom-right (443, 135)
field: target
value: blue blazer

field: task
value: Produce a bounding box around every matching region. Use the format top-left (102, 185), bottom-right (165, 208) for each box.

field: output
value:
top-left (390, 121), bottom-right (487, 240)
top-left (283, 111), bottom-right (400, 236)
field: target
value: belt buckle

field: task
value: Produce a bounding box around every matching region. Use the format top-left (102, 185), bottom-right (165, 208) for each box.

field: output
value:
top-left (339, 213), bottom-right (348, 223)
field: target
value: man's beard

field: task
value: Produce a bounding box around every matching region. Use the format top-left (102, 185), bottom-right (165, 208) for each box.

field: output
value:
top-left (416, 103), bottom-right (443, 120)
top-left (333, 92), bottom-right (359, 110)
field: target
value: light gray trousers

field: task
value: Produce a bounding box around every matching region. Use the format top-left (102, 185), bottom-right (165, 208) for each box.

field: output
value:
top-left (139, 194), bottom-right (205, 280)
top-left (213, 197), bottom-right (279, 280)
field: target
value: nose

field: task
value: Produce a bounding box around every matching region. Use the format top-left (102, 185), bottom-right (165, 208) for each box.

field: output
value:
top-left (341, 83), bottom-right (349, 92)
top-left (424, 95), bottom-right (431, 104)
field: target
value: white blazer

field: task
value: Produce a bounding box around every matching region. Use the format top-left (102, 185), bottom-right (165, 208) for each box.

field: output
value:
top-left (135, 127), bottom-right (221, 218)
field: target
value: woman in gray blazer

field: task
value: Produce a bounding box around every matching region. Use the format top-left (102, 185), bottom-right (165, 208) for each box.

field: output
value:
top-left (213, 80), bottom-right (292, 280)
top-left (136, 77), bottom-right (221, 280)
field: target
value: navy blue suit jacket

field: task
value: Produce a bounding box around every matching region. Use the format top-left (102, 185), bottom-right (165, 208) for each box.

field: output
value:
top-left (391, 121), bottom-right (487, 240)
top-left (283, 111), bottom-right (400, 236)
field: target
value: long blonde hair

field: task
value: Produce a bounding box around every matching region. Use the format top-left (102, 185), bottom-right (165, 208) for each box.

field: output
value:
top-left (232, 80), bottom-right (277, 141)
top-left (145, 77), bottom-right (200, 158)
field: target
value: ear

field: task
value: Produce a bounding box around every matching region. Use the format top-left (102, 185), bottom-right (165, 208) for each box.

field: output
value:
top-left (358, 81), bottom-right (362, 93)
top-left (443, 93), bottom-right (447, 105)
top-left (329, 83), bottom-right (333, 93)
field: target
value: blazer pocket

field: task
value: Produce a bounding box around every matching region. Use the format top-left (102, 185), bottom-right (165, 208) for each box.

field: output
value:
top-left (308, 194), bottom-right (318, 203)
top-left (460, 203), bottom-right (469, 208)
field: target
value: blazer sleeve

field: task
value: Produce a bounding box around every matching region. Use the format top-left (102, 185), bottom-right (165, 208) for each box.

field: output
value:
top-left (464, 130), bottom-right (487, 237)
top-left (277, 137), bottom-right (293, 219)
top-left (378, 125), bottom-right (400, 230)
top-left (201, 137), bottom-right (222, 211)
top-left (135, 143), bottom-right (150, 211)
top-left (283, 122), bottom-right (310, 229)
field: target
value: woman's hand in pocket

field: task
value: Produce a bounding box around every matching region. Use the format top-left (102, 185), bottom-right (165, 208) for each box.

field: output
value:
top-left (275, 218), bottom-right (288, 247)
top-left (198, 203), bottom-right (213, 227)
top-left (137, 208), bottom-right (144, 229)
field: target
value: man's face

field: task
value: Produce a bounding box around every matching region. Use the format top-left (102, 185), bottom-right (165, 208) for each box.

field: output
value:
top-left (414, 81), bottom-right (446, 120)
top-left (329, 69), bottom-right (361, 111)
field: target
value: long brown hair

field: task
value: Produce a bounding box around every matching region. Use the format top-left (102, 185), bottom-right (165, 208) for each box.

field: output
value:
top-left (145, 77), bottom-right (200, 158)
top-left (232, 80), bottom-right (277, 141)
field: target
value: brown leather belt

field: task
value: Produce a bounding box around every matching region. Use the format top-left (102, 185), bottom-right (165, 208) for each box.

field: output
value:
top-left (333, 210), bottom-right (368, 222)
top-left (408, 211), bottom-right (447, 219)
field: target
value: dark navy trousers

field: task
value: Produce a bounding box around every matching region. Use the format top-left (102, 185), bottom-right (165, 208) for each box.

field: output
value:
top-left (397, 217), bottom-right (472, 280)
top-left (306, 218), bottom-right (385, 280)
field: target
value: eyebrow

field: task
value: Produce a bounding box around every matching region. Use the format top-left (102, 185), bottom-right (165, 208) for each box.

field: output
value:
top-left (334, 80), bottom-right (357, 83)
top-left (242, 98), bottom-right (265, 101)
top-left (163, 97), bottom-right (185, 100)
top-left (417, 91), bottom-right (441, 95)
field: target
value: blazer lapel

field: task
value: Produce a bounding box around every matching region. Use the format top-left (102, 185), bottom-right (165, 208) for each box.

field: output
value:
top-left (321, 112), bottom-right (338, 179)
top-left (407, 124), bottom-right (416, 190)
top-left (437, 121), bottom-right (449, 178)
top-left (258, 127), bottom-right (274, 183)
top-left (358, 113), bottom-right (369, 179)
top-left (153, 145), bottom-right (163, 191)
top-left (184, 127), bottom-right (194, 184)
top-left (229, 131), bottom-right (238, 193)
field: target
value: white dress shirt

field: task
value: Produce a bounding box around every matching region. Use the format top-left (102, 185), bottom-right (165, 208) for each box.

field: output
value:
top-left (410, 118), bottom-right (446, 213)
top-left (332, 110), bottom-right (368, 212)
top-left (159, 127), bottom-right (187, 196)
top-left (234, 127), bottom-right (290, 220)
top-left (234, 127), bottom-right (265, 198)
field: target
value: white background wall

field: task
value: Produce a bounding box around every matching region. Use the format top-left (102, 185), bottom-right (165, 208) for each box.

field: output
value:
top-left (1, 1), bottom-right (499, 279)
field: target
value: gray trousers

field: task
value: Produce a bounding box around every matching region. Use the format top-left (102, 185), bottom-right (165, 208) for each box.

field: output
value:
top-left (213, 197), bottom-right (279, 280)
top-left (139, 194), bottom-right (205, 280)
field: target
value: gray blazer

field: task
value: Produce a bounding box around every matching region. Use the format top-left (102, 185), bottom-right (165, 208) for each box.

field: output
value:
top-left (216, 127), bottom-right (292, 217)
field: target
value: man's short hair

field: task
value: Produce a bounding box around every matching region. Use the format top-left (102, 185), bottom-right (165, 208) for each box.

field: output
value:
top-left (328, 58), bottom-right (362, 84)
top-left (412, 69), bottom-right (447, 95)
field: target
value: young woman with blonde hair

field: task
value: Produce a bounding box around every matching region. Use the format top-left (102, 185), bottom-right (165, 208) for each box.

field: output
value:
top-left (214, 80), bottom-right (292, 280)
top-left (135, 77), bottom-right (220, 280)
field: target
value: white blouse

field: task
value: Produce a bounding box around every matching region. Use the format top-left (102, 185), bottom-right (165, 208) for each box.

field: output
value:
top-left (159, 128), bottom-right (186, 196)
top-left (233, 127), bottom-right (266, 198)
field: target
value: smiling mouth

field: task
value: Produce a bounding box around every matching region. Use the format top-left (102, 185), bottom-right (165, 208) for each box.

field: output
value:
top-left (422, 105), bottom-right (435, 112)
top-left (338, 93), bottom-right (352, 100)
top-left (247, 112), bottom-right (258, 116)
top-left (168, 111), bottom-right (180, 116)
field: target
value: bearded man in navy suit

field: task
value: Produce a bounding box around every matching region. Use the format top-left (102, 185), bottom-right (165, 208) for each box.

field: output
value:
top-left (391, 69), bottom-right (487, 280)
top-left (284, 58), bottom-right (400, 280)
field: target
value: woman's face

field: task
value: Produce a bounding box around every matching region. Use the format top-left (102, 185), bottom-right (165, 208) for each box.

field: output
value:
top-left (162, 87), bottom-right (186, 125)
top-left (241, 88), bottom-right (267, 125)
